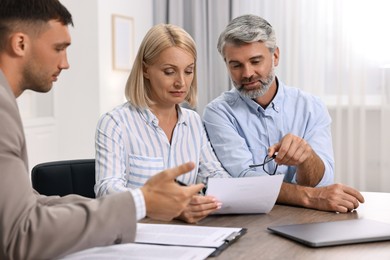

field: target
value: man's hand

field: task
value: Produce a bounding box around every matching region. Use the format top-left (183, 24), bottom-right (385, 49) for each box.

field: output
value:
top-left (140, 162), bottom-right (204, 221)
top-left (278, 182), bottom-right (365, 212)
top-left (269, 133), bottom-right (325, 187)
top-left (176, 195), bottom-right (222, 223)
top-left (268, 133), bottom-right (313, 166)
top-left (306, 183), bottom-right (365, 212)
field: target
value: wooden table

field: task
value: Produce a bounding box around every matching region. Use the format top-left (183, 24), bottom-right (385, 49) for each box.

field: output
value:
top-left (146, 192), bottom-right (390, 259)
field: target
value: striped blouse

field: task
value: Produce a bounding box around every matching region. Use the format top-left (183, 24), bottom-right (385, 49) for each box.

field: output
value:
top-left (94, 102), bottom-right (230, 198)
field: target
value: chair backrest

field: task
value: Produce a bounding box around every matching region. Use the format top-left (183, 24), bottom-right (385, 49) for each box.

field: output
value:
top-left (31, 159), bottom-right (96, 198)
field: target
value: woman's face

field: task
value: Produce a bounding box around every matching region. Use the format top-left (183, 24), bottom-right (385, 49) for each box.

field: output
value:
top-left (143, 46), bottom-right (195, 108)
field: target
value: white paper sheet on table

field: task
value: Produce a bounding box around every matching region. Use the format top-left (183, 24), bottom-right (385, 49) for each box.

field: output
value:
top-left (135, 223), bottom-right (244, 248)
top-left (206, 175), bottom-right (284, 214)
top-left (134, 223), bottom-right (246, 257)
top-left (61, 243), bottom-right (214, 260)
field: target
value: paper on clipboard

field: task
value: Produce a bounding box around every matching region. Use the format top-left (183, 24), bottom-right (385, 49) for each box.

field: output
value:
top-left (135, 223), bottom-right (246, 257)
top-left (61, 243), bottom-right (214, 260)
top-left (206, 175), bottom-right (284, 214)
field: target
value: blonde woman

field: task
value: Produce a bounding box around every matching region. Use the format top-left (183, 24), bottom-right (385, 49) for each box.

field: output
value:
top-left (95, 24), bottom-right (229, 223)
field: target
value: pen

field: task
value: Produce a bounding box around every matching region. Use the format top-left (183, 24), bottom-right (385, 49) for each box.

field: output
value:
top-left (175, 179), bottom-right (188, 187)
top-left (175, 179), bottom-right (206, 195)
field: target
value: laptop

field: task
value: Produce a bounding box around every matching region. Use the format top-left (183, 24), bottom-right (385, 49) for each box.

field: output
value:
top-left (268, 218), bottom-right (390, 247)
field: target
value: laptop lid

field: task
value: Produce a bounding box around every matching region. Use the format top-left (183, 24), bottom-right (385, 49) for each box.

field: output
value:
top-left (268, 218), bottom-right (390, 247)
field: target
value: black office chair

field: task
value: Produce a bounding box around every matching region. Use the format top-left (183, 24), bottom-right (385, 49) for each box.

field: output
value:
top-left (31, 159), bottom-right (96, 198)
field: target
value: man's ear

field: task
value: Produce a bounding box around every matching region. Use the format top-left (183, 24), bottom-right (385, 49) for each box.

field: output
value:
top-left (273, 47), bottom-right (280, 67)
top-left (143, 61), bottom-right (150, 79)
top-left (9, 32), bottom-right (29, 56)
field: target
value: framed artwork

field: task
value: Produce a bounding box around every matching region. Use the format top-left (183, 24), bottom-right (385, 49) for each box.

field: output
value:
top-left (112, 14), bottom-right (134, 71)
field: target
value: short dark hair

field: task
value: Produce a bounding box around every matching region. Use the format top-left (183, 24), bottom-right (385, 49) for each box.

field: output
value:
top-left (0, 0), bottom-right (73, 50)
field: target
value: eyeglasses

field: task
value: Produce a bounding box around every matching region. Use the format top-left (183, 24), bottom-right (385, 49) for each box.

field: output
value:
top-left (249, 154), bottom-right (278, 175)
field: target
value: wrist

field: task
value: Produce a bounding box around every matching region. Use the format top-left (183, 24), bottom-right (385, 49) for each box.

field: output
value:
top-left (300, 185), bottom-right (316, 208)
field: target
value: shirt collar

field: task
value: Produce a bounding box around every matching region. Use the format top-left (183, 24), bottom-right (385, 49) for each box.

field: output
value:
top-left (0, 69), bottom-right (17, 104)
top-left (138, 105), bottom-right (187, 127)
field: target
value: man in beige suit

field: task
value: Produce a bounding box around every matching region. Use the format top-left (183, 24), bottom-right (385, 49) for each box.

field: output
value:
top-left (0, 0), bottom-right (203, 259)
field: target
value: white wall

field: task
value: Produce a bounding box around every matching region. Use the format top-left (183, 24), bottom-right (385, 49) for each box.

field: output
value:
top-left (55, 1), bottom-right (100, 161)
top-left (20, 0), bottom-right (153, 172)
top-left (52, 0), bottom-right (153, 162)
top-left (97, 0), bottom-right (153, 115)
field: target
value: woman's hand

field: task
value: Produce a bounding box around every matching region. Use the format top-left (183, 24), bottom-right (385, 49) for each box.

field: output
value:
top-left (176, 195), bottom-right (222, 223)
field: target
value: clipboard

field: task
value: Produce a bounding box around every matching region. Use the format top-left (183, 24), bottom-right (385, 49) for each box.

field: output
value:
top-left (210, 228), bottom-right (247, 256)
top-left (135, 223), bottom-right (247, 257)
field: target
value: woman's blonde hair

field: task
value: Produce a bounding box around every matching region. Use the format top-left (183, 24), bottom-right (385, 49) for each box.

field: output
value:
top-left (125, 24), bottom-right (197, 108)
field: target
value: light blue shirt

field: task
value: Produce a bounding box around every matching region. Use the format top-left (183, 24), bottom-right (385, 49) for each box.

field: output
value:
top-left (203, 79), bottom-right (334, 187)
top-left (95, 102), bottom-right (230, 199)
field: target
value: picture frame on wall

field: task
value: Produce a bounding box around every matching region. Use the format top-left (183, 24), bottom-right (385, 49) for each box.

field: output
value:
top-left (112, 14), bottom-right (134, 71)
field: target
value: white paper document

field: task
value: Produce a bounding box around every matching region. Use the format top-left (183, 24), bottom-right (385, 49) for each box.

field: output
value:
top-left (62, 224), bottom-right (245, 260)
top-left (206, 175), bottom-right (284, 214)
top-left (135, 223), bottom-right (244, 248)
top-left (61, 243), bottom-right (214, 260)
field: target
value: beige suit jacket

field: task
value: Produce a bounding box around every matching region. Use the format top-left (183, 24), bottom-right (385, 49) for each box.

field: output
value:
top-left (0, 70), bottom-right (137, 260)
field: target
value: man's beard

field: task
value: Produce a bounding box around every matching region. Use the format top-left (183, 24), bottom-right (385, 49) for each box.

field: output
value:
top-left (234, 66), bottom-right (275, 99)
top-left (21, 58), bottom-right (53, 93)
